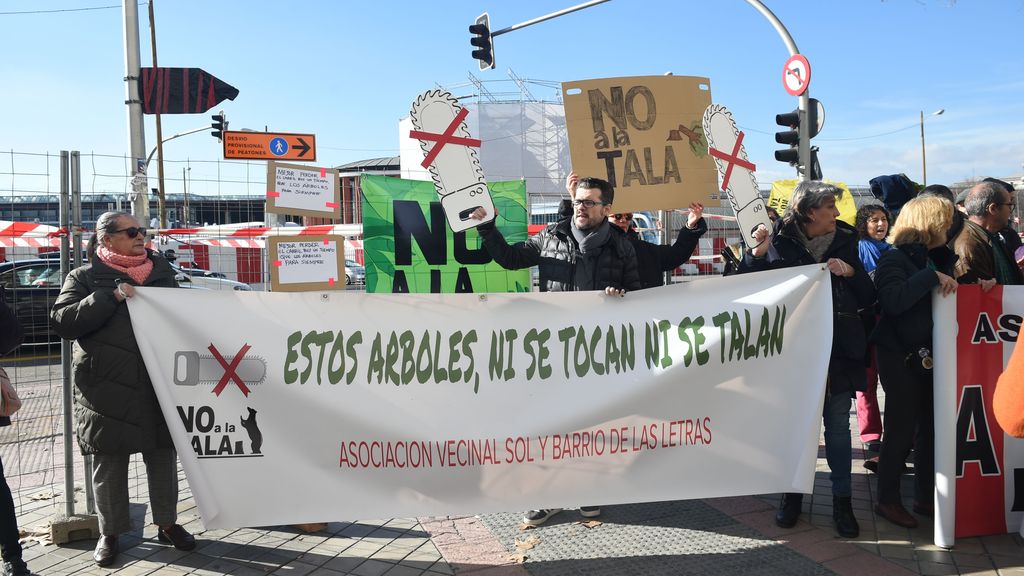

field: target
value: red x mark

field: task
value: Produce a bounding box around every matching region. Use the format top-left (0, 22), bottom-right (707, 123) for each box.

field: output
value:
top-left (409, 107), bottom-right (481, 169)
top-left (709, 131), bottom-right (756, 191)
top-left (209, 343), bottom-right (252, 397)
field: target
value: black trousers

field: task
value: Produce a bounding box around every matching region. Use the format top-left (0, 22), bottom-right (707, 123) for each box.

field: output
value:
top-left (0, 456), bottom-right (23, 563)
top-left (876, 345), bottom-right (934, 506)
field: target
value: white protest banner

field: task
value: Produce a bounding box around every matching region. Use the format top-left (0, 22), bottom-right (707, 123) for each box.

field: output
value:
top-left (129, 264), bottom-right (832, 529)
top-left (266, 161), bottom-right (340, 217)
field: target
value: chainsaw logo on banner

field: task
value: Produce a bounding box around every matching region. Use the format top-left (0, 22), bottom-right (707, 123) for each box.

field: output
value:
top-left (172, 345), bottom-right (268, 458)
top-left (702, 104), bottom-right (772, 247)
top-left (409, 89), bottom-right (495, 233)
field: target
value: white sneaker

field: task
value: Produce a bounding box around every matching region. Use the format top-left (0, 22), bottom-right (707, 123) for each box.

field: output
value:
top-left (523, 508), bottom-right (562, 526)
top-left (579, 506), bottom-right (601, 518)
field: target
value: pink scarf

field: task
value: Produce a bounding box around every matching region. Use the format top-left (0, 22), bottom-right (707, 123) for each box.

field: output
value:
top-left (96, 245), bottom-right (153, 285)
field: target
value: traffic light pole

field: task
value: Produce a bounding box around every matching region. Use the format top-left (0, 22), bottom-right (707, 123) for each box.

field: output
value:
top-left (744, 0), bottom-right (811, 181)
top-left (488, 0), bottom-right (612, 38)
top-left (475, 1), bottom-right (811, 180)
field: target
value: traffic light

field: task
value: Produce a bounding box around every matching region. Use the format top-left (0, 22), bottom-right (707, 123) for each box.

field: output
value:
top-left (469, 12), bottom-right (494, 70)
top-left (211, 112), bottom-right (228, 142)
top-left (774, 98), bottom-right (822, 178)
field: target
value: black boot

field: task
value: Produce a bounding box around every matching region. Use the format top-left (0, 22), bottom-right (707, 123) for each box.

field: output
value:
top-left (775, 493), bottom-right (802, 528)
top-left (833, 496), bottom-right (860, 538)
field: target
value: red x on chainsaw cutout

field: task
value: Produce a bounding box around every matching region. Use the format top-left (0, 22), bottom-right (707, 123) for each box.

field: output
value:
top-left (409, 107), bottom-right (481, 169)
top-left (209, 343), bottom-right (252, 397)
top-left (709, 131), bottom-right (756, 192)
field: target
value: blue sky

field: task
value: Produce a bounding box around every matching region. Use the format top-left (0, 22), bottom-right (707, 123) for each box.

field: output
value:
top-left (1, 0), bottom-right (1022, 197)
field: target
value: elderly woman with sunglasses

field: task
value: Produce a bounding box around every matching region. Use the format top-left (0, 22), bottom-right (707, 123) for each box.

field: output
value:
top-left (51, 211), bottom-right (195, 567)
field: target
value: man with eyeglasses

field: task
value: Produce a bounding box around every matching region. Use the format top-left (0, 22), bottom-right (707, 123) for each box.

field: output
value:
top-left (985, 178), bottom-right (1023, 259)
top-left (470, 176), bottom-right (639, 526)
top-left (471, 175), bottom-right (640, 298)
top-left (953, 180), bottom-right (1023, 286)
top-left (555, 172), bottom-right (707, 289)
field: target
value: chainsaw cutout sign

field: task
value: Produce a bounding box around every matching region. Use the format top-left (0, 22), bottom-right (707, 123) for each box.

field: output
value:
top-left (702, 104), bottom-right (771, 246)
top-left (562, 76), bottom-right (718, 213)
top-left (409, 89), bottom-right (495, 233)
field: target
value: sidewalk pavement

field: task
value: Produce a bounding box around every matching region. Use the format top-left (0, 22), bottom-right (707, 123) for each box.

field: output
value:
top-left (3, 361), bottom-right (1023, 575)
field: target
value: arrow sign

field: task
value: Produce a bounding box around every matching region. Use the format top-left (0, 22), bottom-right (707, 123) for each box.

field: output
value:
top-left (292, 138), bottom-right (311, 158)
top-left (222, 132), bottom-right (317, 161)
top-left (140, 67), bottom-right (239, 114)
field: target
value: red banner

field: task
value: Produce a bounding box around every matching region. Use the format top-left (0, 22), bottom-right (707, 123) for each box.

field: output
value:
top-left (954, 285), bottom-right (1024, 537)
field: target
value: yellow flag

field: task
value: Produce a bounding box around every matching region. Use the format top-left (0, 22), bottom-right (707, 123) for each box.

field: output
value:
top-left (767, 180), bottom-right (857, 225)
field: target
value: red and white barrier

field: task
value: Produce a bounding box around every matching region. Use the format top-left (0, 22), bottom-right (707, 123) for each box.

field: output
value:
top-left (0, 221), bottom-right (61, 248)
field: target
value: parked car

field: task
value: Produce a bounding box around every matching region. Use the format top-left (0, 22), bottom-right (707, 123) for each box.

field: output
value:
top-left (345, 259), bottom-right (365, 285)
top-left (171, 265), bottom-right (251, 291)
top-left (0, 259), bottom-right (62, 343)
top-left (176, 266), bottom-right (227, 279)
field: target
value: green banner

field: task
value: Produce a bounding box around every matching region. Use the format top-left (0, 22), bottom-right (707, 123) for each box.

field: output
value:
top-left (361, 175), bottom-right (531, 293)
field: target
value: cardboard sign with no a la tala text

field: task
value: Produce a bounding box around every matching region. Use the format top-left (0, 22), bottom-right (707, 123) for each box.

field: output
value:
top-left (562, 76), bottom-right (718, 213)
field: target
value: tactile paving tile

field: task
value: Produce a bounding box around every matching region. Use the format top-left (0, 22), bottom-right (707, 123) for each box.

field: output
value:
top-left (478, 500), bottom-right (837, 576)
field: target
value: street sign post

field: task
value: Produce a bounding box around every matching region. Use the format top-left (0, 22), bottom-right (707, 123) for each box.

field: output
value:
top-left (222, 131), bottom-right (317, 161)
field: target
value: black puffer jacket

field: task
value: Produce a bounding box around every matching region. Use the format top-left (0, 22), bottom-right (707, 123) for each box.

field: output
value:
top-left (617, 218), bottom-right (707, 289)
top-left (738, 219), bottom-right (875, 395)
top-left (871, 243), bottom-right (957, 354)
top-left (50, 251), bottom-right (178, 455)
top-left (478, 219), bottom-right (641, 292)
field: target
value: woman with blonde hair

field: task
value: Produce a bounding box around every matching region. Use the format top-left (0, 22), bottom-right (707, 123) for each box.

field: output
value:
top-left (871, 196), bottom-right (958, 528)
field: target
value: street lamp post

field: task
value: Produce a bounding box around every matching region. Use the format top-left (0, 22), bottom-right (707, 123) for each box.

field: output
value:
top-left (920, 108), bottom-right (945, 186)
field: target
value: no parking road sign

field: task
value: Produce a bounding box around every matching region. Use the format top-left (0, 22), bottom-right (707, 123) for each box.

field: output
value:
top-left (223, 131), bottom-right (316, 161)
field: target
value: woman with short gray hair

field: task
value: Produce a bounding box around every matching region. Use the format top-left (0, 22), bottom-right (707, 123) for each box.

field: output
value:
top-left (739, 181), bottom-right (875, 538)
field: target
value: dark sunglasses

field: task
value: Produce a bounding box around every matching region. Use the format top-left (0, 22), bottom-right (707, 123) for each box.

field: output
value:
top-left (112, 226), bottom-right (148, 239)
top-left (612, 213), bottom-right (633, 221)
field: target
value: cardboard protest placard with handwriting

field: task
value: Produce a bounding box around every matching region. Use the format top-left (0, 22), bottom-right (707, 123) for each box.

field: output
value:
top-left (268, 234), bottom-right (346, 292)
top-left (562, 76), bottom-right (718, 213)
top-left (266, 161), bottom-right (340, 218)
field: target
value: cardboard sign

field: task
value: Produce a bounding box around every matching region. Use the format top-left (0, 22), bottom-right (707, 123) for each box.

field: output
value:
top-left (268, 235), bottom-right (346, 292)
top-left (562, 76), bottom-right (718, 213)
top-left (266, 161), bottom-right (340, 218)
top-left (408, 89), bottom-right (495, 232)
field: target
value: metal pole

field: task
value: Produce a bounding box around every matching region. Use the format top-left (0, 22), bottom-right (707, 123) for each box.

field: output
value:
top-left (743, 0), bottom-right (811, 180)
top-left (71, 153), bottom-right (83, 268)
top-left (59, 152), bottom-right (75, 518)
top-left (490, 0), bottom-right (611, 37)
top-left (148, 0), bottom-right (167, 229)
top-left (920, 110), bottom-right (927, 187)
top-left (70, 153), bottom-right (95, 514)
top-left (123, 0), bottom-right (148, 220)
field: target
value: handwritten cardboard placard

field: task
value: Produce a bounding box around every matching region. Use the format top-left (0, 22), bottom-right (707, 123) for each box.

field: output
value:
top-left (562, 76), bottom-right (718, 213)
top-left (268, 234), bottom-right (346, 292)
top-left (266, 161), bottom-right (341, 218)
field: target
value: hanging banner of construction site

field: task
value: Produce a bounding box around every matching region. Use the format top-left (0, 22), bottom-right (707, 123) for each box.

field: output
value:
top-left (360, 174), bottom-right (530, 294)
top-left (267, 234), bottom-right (346, 292)
top-left (562, 76), bottom-right (718, 214)
top-left (127, 264), bottom-right (832, 528)
top-left (266, 162), bottom-right (340, 218)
